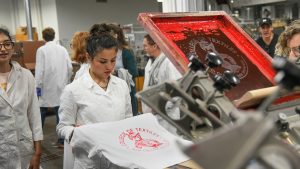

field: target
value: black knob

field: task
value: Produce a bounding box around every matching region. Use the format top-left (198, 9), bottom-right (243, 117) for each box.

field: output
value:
top-left (188, 54), bottom-right (205, 71)
top-left (223, 70), bottom-right (240, 87)
top-left (295, 107), bottom-right (300, 115)
top-left (213, 70), bottom-right (240, 92)
top-left (213, 74), bottom-right (228, 92)
top-left (205, 52), bottom-right (223, 68)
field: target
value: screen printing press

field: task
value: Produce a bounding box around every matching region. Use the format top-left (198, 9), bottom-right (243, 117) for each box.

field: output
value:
top-left (136, 11), bottom-right (300, 169)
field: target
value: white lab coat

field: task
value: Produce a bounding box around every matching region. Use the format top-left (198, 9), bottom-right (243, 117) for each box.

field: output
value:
top-left (142, 52), bottom-right (182, 114)
top-left (142, 53), bottom-right (182, 135)
top-left (57, 71), bottom-right (132, 169)
top-left (73, 63), bottom-right (90, 80)
top-left (35, 41), bottom-right (73, 107)
top-left (0, 61), bottom-right (43, 169)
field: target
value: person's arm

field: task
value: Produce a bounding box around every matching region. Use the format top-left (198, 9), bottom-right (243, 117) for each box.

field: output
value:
top-left (56, 85), bottom-right (78, 143)
top-left (28, 141), bottom-right (42, 169)
top-left (35, 48), bottom-right (45, 95)
top-left (123, 49), bottom-right (138, 78)
top-left (26, 71), bottom-right (43, 169)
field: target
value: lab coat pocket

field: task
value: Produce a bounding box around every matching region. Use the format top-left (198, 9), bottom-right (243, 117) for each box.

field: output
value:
top-left (0, 130), bottom-right (8, 160)
top-left (0, 140), bottom-right (19, 169)
top-left (0, 131), bottom-right (3, 144)
top-left (19, 135), bottom-right (34, 156)
top-left (0, 144), bottom-right (9, 169)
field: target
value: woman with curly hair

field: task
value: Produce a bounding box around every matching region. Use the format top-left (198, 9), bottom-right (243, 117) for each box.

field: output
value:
top-left (275, 20), bottom-right (300, 62)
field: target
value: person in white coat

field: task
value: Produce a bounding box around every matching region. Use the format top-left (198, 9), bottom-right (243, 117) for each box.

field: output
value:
top-left (57, 33), bottom-right (132, 169)
top-left (0, 28), bottom-right (43, 169)
top-left (35, 27), bottom-right (72, 145)
top-left (142, 34), bottom-right (182, 134)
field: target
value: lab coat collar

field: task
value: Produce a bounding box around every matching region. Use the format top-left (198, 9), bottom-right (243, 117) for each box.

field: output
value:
top-left (150, 52), bottom-right (165, 65)
top-left (82, 70), bottom-right (117, 94)
top-left (0, 61), bottom-right (21, 107)
top-left (45, 41), bottom-right (55, 45)
top-left (156, 52), bottom-right (165, 60)
top-left (6, 61), bottom-right (21, 93)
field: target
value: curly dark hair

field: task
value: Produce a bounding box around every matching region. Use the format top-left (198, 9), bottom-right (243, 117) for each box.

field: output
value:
top-left (86, 33), bottom-right (118, 59)
top-left (89, 23), bottom-right (112, 36)
top-left (109, 24), bottom-right (129, 49)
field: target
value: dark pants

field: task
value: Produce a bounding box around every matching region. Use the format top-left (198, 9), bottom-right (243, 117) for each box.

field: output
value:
top-left (40, 106), bottom-right (64, 144)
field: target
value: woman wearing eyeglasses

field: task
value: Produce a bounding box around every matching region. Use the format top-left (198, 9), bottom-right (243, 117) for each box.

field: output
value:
top-left (275, 20), bottom-right (300, 63)
top-left (0, 28), bottom-right (43, 169)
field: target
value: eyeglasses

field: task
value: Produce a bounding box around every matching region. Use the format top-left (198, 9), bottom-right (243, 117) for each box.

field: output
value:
top-left (290, 45), bottom-right (300, 57)
top-left (0, 41), bottom-right (14, 50)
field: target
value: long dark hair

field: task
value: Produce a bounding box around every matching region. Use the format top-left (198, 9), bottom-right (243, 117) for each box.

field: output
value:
top-left (89, 23), bottom-right (112, 36)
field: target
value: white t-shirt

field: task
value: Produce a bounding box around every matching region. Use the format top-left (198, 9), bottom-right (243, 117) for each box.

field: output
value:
top-left (0, 71), bottom-right (10, 91)
top-left (71, 113), bottom-right (192, 169)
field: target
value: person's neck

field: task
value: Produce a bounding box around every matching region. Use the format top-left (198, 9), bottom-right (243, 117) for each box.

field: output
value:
top-left (0, 62), bottom-right (11, 73)
top-left (152, 51), bottom-right (161, 59)
top-left (89, 69), bottom-right (109, 88)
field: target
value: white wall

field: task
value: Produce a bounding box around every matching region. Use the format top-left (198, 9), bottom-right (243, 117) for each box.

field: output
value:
top-left (40, 0), bottom-right (59, 41)
top-left (161, 0), bottom-right (204, 12)
top-left (0, 0), bottom-right (15, 34)
top-left (55, 0), bottom-right (159, 40)
top-left (0, 0), bottom-right (159, 41)
top-left (0, 0), bottom-right (59, 41)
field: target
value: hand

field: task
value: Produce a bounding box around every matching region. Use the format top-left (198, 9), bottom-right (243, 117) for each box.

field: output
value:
top-left (36, 88), bottom-right (42, 97)
top-left (28, 154), bottom-right (41, 169)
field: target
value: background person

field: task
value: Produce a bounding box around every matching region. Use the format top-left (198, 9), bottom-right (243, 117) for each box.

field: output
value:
top-left (70, 31), bottom-right (90, 80)
top-left (256, 18), bottom-right (279, 58)
top-left (0, 28), bottom-right (43, 169)
top-left (57, 33), bottom-right (132, 168)
top-left (275, 20), bottom-right (300, 63)
top-left (35, 27), bottom-right (73, 147)
top-left (142, 34), bottom-right (182, 134)
top-left (108, 23), bottom-right (139, 116)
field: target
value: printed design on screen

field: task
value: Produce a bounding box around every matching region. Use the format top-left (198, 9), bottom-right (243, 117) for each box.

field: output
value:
top-left (119, 128), bottom-right (169, 151)
top-left (189, 37), bottom-right (248, 79)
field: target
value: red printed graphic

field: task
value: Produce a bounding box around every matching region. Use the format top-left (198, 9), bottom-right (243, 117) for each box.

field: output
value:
top-left (119, 128), bottom-right (169, 151)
